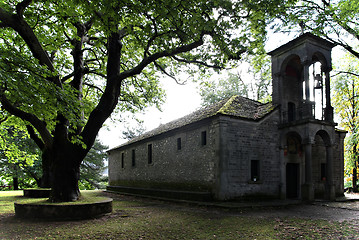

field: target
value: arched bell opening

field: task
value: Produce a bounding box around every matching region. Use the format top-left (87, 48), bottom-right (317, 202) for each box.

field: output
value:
top-left (280, 55), bottom-right (303, 123)
top-left (302, 53), bottom-right (331, 121)
top-left (312, 130), bottom-right (335, 200)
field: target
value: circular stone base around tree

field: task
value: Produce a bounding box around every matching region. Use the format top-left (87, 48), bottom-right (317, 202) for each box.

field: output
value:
top-left (14, 198), bottom-right (113, 220)
top-left (23, 189), bottom-right (51, 198)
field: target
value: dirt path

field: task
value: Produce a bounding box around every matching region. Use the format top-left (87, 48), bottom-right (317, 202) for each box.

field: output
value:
top-left (106, 192), bottom-right (359, 222)
top-left (237, 203), bottom-right (359, 222)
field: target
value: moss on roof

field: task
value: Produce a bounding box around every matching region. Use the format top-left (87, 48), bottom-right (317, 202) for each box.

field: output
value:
top-left (109, 95), bottom-right (277, 151)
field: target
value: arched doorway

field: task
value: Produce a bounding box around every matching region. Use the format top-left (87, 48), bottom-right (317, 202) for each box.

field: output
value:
top-left (285, 132), bottom-right (303, 199)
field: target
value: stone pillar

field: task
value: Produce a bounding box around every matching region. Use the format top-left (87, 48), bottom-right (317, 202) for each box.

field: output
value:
top-left (279, 145), bottom-right (286, 199)
top-left (325, 144), bottom-right (336, 200)
top-left (303, 61), bottom-right (311, 101)
top-left (324, 70), bottom-right (334, 121)
top-left (302, 140), bottom-right (314, 201)
top-left (215, 117), bottom-right (229, 200)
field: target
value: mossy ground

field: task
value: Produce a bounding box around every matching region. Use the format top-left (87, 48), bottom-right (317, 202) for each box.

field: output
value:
top-left (0, 190), bottom-right (358, 239)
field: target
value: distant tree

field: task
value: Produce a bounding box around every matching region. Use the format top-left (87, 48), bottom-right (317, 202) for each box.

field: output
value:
top-left (248, 54), bottom-right (272, 102)
top-left (0, 0), bottom-right (297, 202)
top-left (199, 54), bottom-right (272, 106)
top-left (332, 53), bottom-right (359, 192)
top-left (199, 72), bottom-right (249, 106)
top-left (0, 120), bottom-right (41, 189)
top-left (79, 139), bottom-right (108, 190)
top-left (122, 121), bottom-right (146, 140)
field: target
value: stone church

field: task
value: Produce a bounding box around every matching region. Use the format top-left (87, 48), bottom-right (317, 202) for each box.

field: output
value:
top-left (107, 33), bottom-right (346, 201)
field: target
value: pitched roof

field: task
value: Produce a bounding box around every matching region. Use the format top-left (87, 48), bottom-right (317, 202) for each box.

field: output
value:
top-left (267, 32), bottom-right (336, 56)
top-left (109, 95), bottom-right (276, 151)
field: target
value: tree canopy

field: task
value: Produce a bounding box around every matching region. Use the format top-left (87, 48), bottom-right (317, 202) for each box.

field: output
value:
top-left (279, 0), bottom-right (359, 59)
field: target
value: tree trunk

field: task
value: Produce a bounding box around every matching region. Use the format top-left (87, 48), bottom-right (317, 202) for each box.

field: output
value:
top-left (49, 143), bottom-right (85, 202)
top-left (353, 160), bottom-right (358, 192)
top-left (13, 177), bottom-right (19, 190)
top-left (50, 157), bottom-right (81, 202)
top-left (39, 148), bottom-right (52, 188)
top-left (50, 162), bottom-right (80, 202)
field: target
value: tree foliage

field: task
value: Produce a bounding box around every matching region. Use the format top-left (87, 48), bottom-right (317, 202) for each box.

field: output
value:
top-left (278, 0), bottom-right (359, 59)
top-left (332, 53), bottom-right (359, 191)
top-left (199, 54), bottom-right (271, 106)
top-left (0, 0), bottom-right (296, 201)
top-left (0, 118), bottom-right (42, 189)
top-left (79, 139), bottom-right (108, 190)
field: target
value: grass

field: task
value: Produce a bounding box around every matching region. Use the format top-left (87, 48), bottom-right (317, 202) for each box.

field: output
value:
top-left (15, 190), bottom-right (109, 205)
top-left (0, 190), bottom-right (358, 239)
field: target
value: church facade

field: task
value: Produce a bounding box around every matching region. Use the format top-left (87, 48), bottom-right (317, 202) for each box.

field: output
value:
top-left (107, 33), bottom-right (346, 201)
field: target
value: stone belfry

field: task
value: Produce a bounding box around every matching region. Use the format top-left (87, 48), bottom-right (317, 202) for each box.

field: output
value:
top-left (268, 32), bottom-right (336, 123)
top-left (268, 33), bottom-right (340, 201)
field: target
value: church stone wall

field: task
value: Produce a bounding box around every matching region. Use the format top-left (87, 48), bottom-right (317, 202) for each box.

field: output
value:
top-left (218, 110), bottom-right (281, 199)
top-left (108, 119), bottom-right (219, 193)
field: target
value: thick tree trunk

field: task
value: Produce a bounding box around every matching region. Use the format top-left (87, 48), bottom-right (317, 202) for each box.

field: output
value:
top-left (50, 161), bottom-right (81, 202)
top-left (39, 148), bottom-right (52, 188)
top-left (49, 142), bottom-right (85, 202)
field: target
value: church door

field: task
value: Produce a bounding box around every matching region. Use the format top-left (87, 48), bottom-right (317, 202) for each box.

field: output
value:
top-left (286, 163), bottom-right (299, 198)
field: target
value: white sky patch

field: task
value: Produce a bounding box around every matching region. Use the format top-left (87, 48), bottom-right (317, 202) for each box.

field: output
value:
top-left (98, 77), bottom-right (202, 149)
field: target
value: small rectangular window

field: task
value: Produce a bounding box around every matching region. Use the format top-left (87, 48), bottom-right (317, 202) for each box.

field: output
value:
top-left (121, 153), bottom-right (124, 168)
top-left (321, 163), bottom-right (326, 181)
top-left (132, 149), bottom-right (136, 167)
top-left (251, 160), bottom-right (260, 181)
top-left (148, 144), bottom-right (153, 164)
top-left (177, 138), bottom-right (182, 150)
top-left (201, 131), bottom-right (207, 146)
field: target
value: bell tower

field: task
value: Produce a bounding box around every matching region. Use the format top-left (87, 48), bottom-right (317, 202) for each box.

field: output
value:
top-left (268, 33), bottom-right (336, 124)
top-left (269, 33), bottom-right (339, 201)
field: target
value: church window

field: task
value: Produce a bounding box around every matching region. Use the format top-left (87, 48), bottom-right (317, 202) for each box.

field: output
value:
top-left (251, 160), bottom-right (260, 182)
top-left (177, 138), bottom-right (182, 150)
top-left (148, 144), bottom-right (153, 164)
top-left (121, 152), bottom-right (124, 168)
top-left (201, 131), bottom-right (207, 146)
top-left (132, 149), bottom-right (136, 167)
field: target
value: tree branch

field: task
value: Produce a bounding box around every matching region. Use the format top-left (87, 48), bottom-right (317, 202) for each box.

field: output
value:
top-left (25, 125), bottom-right (45, 150)
top-left (172, 55), bottom-right (224, 70)
top-left (0, 7), bottom-right (56, 73)
top-left (332, 71), bottom-right (359, 78)
top-left (0, 94), bottom-right (53, 147)
top-left (80, 31), bottom-right (123, 154)
top-left (120, 37), bottom-right (204, 80)
top-left (84, 82), bottom-right (104, 93)
top-left (16, 0), bottom-right (32, 18)
top-left (153, 61), bottom-right (186, 85)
